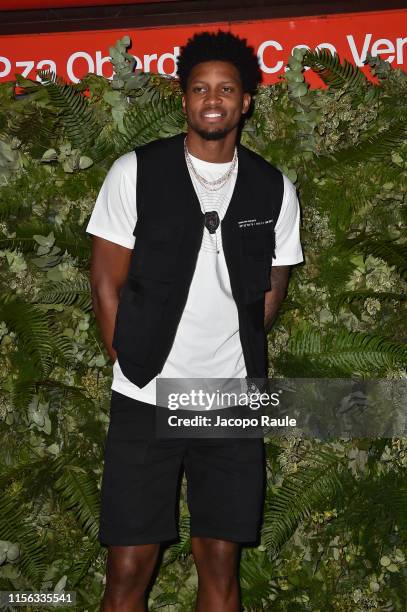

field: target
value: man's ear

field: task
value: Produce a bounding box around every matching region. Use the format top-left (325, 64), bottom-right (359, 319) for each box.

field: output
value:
top-left (242, 93), bottom-right (251, 115)
top-left (181, 95), bottom-right (186, 114)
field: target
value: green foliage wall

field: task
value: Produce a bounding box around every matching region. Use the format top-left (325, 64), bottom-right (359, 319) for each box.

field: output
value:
top-left (0, 38), bottom-right (406, 611)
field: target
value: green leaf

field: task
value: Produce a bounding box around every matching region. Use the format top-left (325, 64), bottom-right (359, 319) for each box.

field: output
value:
top-left (41, 148), bottom-right (58, 162)
top-left (262, 449), bottom-right (347, 558)
top-left (304, 48), bottom-right (370, 92)
top-left (37, 70), bottom-right (102, 153)
top-left (285, 327), bottom-right (407, 375)
top-left (79, 155), bottom-right (93, 170)
top-left (115, 96), bottom-right (185, 151)
top-left (53, 458), bottom-right (101, 541)
top-left (33, 232), bottom-right (55, 248)
top-left (342, 233), bottom-right (407, 279)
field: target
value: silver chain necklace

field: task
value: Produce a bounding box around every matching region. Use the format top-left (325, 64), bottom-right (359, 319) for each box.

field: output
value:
top-left (184, 137), bottom-right (238, 192)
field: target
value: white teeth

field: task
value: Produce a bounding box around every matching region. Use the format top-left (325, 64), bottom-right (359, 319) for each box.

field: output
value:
top-left (204, 113), bottom-right (222, 117)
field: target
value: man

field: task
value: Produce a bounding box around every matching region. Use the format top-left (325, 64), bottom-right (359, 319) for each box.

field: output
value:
top-left (86, 30), bottom-right (303, 612)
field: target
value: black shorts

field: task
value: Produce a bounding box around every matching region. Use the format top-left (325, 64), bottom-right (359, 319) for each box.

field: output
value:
top-left (99, 390), bottom-right (266, 546)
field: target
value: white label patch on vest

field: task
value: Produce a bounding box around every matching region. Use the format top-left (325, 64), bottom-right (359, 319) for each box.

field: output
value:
top-left (238, 218), bottom-right (274, 229)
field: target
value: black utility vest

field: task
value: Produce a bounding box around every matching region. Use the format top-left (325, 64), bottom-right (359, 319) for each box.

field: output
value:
top-left (112, 133), bottom-right (284, 388)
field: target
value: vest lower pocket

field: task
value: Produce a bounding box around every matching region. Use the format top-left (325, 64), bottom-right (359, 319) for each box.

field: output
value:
top-left (240, 227), bottom-right (273, 302)
top-left (112, 278), bottom-right (171, 367)
top-left (244, 256), bottom-right (271, 302)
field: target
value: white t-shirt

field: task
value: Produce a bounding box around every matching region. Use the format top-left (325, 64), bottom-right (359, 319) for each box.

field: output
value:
top-left (86, 149), bottom-right (303, 405)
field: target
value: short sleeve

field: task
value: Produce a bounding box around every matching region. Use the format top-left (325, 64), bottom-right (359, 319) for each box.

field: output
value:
top-left (85, 151), bottom-right (138, 249)
top-left (272, 174), bottom-right (304, 265)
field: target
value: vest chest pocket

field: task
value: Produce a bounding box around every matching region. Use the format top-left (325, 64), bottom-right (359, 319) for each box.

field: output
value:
top-left (130, 219), bottom-right (185, 283)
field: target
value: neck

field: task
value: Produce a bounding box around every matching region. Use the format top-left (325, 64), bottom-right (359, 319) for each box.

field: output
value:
top-left (185, 129), bottom-right (237, 163)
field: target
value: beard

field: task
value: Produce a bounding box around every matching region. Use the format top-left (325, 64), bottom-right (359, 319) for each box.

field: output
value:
top-left (192, 126), bottom-right (230, 141)
top-left (187, 114), bottom-right (238, 141)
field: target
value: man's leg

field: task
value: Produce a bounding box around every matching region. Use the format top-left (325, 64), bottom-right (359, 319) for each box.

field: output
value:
top-left (101, 544), bottom-right (160, 612)
top-left (191, 537), bottom-right (240, 612)
top-left (185, 435), bottom-right (265, 611)
top-left (98, 395), bottom-right (186, 610)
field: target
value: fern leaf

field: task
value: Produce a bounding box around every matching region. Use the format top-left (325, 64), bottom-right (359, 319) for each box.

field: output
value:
top-left (87, 128), bottom-right (116, 164)
top-left (341, 233), bottom-right (407, 279)
top-left (262, 449), bottom-right (346, 558)
top-left (67, 541), bottom-right (102, 587)
top-left (240, 548), bottom-right (278, 606)
top-left (162, 514), bottom-right (191, 566)
top-left (36, 277), bottom-right (92, 311)
top-left (37, 70), bottom-right (101, 152)
top-left (304, 49), bottom-right (369, 92)
top-left (116, 96), bottom-right (185, 151)
top-left (0, 492), bottom-right (48, 585)
top-left (0, 297), bottom-right (54, 375)
top-left (7, 104), bottom-right (62, 157)
top-left (9, 378), bottom-right (96, 417)
top-left (53, 459), bottom-right (101, 541)
top-left (334, 290), bottom-right (406, 311)
top-left (317, 121), bottom-right (406, 168)
top-left (386, 482), bottom-right (407, 536)
top-left (289, 328), bottom-right (407, 374)
top-left (0, 220), bottom-right (91, 260)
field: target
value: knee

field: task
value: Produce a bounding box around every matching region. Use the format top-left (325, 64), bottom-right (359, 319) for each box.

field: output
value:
top-left (104, 545), bottom-right (159, 598)
top-left (192, 538), bottom-right (239, 582)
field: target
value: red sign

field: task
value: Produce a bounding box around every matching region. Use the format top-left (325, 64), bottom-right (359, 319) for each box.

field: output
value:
top-left (0, 9), bottom-right (405, 87)
top-left (0, 0), bottom-right (172, 9)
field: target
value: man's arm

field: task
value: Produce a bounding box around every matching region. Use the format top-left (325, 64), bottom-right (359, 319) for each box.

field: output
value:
top-left (89, 236), bottom-right (133, 363)
top-left (264, 265), bottom-right (291, 333)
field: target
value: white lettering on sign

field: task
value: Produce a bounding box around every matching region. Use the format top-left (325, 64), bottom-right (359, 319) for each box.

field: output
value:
top-left (67, 51), bottom-right (95, 83)
top-left (143, 53), bottom-right (157, 71)
top-left (258, 40), bottom-right (338, 74)
top-left (1, 23), bottom-right (405, 85)
top-left (257, 40), bottom-right (284, 74)
top-left (371, 38), bottom-right (395, 62)
top-left (95, 51), bottom-right (112, 78)
top-left (132, 54), bottom-right (142, 70)
top-left (347, 33), bottom-right (406, 66)
top-left (9, 59), bottom-right (57, 81)
top-left (0, 56), bottom-right (11, 78)
top-left (16, 60), bottom-right (35, 78)
top-left (347, 33), bottom-right (372, 66)
top-left (396, 37), bottom-right (407, 63)
top-left (157, 46), bottom-right (180, 76)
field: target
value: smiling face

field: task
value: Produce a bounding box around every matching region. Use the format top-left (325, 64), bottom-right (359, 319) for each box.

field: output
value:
top-left (181, 60), bottom-right (251, 141)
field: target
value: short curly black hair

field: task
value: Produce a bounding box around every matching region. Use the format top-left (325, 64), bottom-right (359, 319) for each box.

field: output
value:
top-left (176, 30), bottom-right (262, 96)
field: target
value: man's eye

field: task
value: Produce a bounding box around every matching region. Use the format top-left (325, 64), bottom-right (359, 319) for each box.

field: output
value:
top-left (223, 86), bottom-right (232, 92)
top-left (193, 86), bottom-right (205, 93)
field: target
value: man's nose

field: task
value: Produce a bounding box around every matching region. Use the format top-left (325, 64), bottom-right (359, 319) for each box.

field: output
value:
top-left (204, 89), bottom-right (222, 104)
